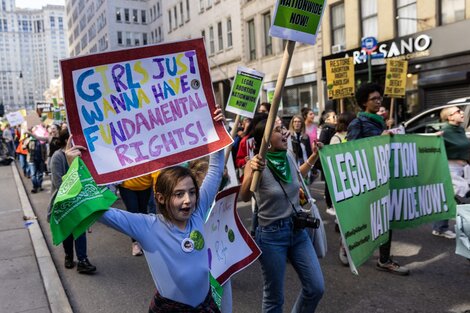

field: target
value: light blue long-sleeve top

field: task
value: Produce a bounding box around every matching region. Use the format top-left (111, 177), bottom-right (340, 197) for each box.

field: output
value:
top-left (99, 149), bottom-right (224, 307)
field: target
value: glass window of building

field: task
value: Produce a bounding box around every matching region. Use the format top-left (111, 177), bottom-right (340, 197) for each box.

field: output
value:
top-left (168, 10), bottom-right (172, 30)
top-left (361, 0), bottom-right (377, 38)
top-left (134, 33), bottom-right (140, 45)
top-left (174, 6), bottom-right (177, 29)
top-left (331, 2), bottom-right (345, 46)
top-left (117, 31), bottom-right (122, 45)
top-left (124, 8), bottom-right (130, 22)
top-left (440, 0), bottom-right (465, 25)
top-left (180, 2), bottom-right (184, 25)
top-left (199, 0), bottom-right (204, 12)
top-left (397, 0), bottom-right (417, 36)
top-left (133, 9), bottom-right (138, 23)
top-left (116, 8), bottom-right (121, 22)
top-left (143, 33), bottom-right (148, 45)
top-left (248, 19), bottom-right (256, 60)
top-left (263, 12), bottom-right (272, 56)
top-left (217, 21), bottom-right (223, 51)
top-left (186, 0), bottom-right (190, 21)
top-left (141, 10), bottom-right (146, 24)
top-left (227, 18), bottom-right (232, 48)
top-left (209, 25), bottom-right (215, 54)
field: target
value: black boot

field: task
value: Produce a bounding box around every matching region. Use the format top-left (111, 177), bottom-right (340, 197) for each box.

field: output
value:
top-left (64, 255), bottom-right (75, 269)
top-left (77, 258), bottom-right (97, 274)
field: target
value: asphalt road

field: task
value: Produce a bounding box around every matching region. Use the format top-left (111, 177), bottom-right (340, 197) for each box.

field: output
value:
top-left (22, 168), bottom-right (470, 313)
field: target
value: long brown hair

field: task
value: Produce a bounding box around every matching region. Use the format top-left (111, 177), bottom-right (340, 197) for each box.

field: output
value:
top-left (154, 166), bottom-right (200, 222)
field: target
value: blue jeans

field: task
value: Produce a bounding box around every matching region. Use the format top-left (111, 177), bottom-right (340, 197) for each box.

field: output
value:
top-left (29, 160), bottom-right (44, 189)
top-left (255, 218), bottom-right (324, 313)
top-left (63, 233), bottom-right (87, 260)
top-left (18, 154), bottom-right (29, 176)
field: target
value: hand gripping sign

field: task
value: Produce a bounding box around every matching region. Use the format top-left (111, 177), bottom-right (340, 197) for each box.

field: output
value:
top-left (61, 38), bottom-right (232, 185)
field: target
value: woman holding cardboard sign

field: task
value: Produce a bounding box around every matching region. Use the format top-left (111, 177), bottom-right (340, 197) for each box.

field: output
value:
top-left (240, 117), bottom-right (324, 313)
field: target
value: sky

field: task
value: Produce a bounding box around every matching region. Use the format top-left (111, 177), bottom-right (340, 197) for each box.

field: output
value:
top-left (15, 0), bottom-right (65, 9)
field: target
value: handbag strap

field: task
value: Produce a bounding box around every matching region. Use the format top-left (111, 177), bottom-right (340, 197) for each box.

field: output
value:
top-left (266, 164), bottom-right (301, 215)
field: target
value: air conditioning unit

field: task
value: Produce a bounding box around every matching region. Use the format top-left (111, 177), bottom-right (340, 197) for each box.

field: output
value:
top-left (331, 44), bottom-right (345, 54)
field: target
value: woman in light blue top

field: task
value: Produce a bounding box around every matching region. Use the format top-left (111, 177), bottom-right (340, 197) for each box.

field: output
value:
top-left (65, 108), bottom-right (225, 312)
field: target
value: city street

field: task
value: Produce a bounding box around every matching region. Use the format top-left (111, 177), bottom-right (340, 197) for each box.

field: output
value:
top-left (18, 163), bottom-right (470, 313)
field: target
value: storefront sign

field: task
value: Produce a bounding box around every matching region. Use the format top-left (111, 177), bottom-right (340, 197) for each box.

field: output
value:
top-left (325, 57), bottom-right (355, 100)
top-left (270, 0), bottom-right (326, 45)
top-left (226, 67), bottom-right (264, 119)
top-left (384, 59), bottom-right (408, 98)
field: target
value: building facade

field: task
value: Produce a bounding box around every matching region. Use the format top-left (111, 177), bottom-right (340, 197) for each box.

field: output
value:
top-left (0, 0), bottom-right (68, 112)
top-left (64, 0), bottom-right (321, 118)
top-left (320, 0), bottom-right (470, 121)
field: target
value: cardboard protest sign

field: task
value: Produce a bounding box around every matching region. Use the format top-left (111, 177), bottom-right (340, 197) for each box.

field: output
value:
top-left (384, 59), bottom-right (408, 98)
top-left (325, 57), bottom-right (355, 100)
top-left (225, 67), bottom-right (264, 119)
top-left (6, 111), bottom-right (25, 126)
top-left (320, 135), bottom-right (455, 273)
top-left (266, 87), bottom-right (283, 111)
top-left (270, 0), bottom-right (326, 45)
top-left (204, 186), bottom-right (261, 285)
top-left (61, 38), bottom-right (232, 185)
top-left (25, 111), bottom-right (42, 129)
top-left (33, 125), bottom-right (49, 144)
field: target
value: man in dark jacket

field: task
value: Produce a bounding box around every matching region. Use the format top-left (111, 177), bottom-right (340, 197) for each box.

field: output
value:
top-left (26, 133), bottom-right (47, 193)
top-left (346, 82), bottom-right (410, 275)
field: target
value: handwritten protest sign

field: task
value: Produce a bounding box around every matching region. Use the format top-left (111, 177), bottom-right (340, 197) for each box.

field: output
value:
top-left (270, 0), bottom-right (326, 45)
top-left (384, 59), bottom-right (408, 98)
top-left (325, 57), bottom-right (355, 100)
top-left (25, 111), bottom-right (42, 129)
top-left (36, 101), bottom-right (53, 113)
top-left (226, 67), bottom-right (264, 119)
top-left (61, 38), bottom-right (232, 185)
top-left (204, 186), bottom-right (261, 285)
top-left (6, 111), bottom-right (25, 126)
top-left (320, 135), bottom-right (455, 273)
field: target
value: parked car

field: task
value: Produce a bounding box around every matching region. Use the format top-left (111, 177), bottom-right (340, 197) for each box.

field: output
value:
top-left (404, 97), bottom-right (470, 137)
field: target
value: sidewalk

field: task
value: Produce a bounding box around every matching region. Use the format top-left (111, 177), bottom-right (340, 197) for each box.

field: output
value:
top-left (0, 163), bottom-right (72, 313)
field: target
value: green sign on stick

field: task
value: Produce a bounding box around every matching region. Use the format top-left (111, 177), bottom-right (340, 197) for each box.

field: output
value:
top-left (320, 135), bottom-right (456, 274)
top-left (226, 66), bottom-right (264, 118)
top-left (270, 0), bottom-right (326, 45)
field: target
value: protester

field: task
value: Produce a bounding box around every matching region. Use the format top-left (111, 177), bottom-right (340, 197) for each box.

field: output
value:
top-left (346, 82), bottom-right (410, 275)
top-left (24, 127), bottom-right (47, 193)
top-left (65, 107), bottom-right (225, 312)
top-left (288, 114), bottom-right (318, 183)
top-left (377, 105), bottom-right (394, 128)
top-left (318, 110), bottom-right (337, 216)
top-left (301, 107), bottom-right (318, 146)
top-left (48, 128), bottom-right (97, 273)
top-left (258, 102), bottom-right (271, 113)
top-left (2, 123), bottom-right (14, 157)
top-left (431, 106), bottom-right (466, 239)
top-left (16, 133), bottom-right (30, 177)
top-left (240, 118), bottom-right (324, 312)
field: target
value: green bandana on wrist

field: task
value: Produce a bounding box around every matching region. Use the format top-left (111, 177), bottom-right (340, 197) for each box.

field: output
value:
top-left (358, 112), bottom-right (385, 128)
top-left (266, 151), bottom-right (292, 183)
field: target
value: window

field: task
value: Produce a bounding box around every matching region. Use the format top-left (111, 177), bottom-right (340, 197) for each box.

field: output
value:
top-left (226, 18), bottom-right (232, 48)
top-left (133, 9), bottom-right (138, 23)
top-left (50, 16), bottom-right (55, 28)
top-left (124, 8), bottom-right (130, 22)
top-left (397, 0), bottom-right (416, 36)
top-left (143, 33), bottom-right (148, 45)
top-left (217, 22), bottom-right (223, 51)
top-left (186, 0), bottom-right (190, 21)
top-left (361, 0), bottom-right (377, 38)
top-left (141, 10), bottom-right (146, 24)
top-left (174, 6), bottom-right (177, 29)
top-left (168, 10), bottom-right (172, 30)
top-left (207, 0), bottom-right (213, 9)
top-left (331, 3), bottom-right (345, 46)
top-left (134, 32), bottom-right (140, 45)
top-left (180, 2), bottom-right (184, 25)
top-left (117, 31), bottom-right (122, 44)
top-left (201, 29), bottom-right (206, 44)
top-left (125, 32), bottom-right (131, 46)
top-left (209, 26), bottom-right (215, 54)
top-left (116, 8), bottom-right (121, 22)
top-left (263, 12), bottom-right (272, 56)
top-left (440, 0), bottom-right (465, 25)
top-left (248, 19), bottom-right (256, 60)
top-left (199, 0), bottom-right (204, 12)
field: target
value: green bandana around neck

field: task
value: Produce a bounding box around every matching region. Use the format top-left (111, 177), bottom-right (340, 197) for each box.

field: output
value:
top-left (266, 150), bottom-right (292, 183)
top-left (358, 111), bottom-right (385, 128)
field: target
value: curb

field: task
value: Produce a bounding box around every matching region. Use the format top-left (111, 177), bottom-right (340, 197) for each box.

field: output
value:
top-left (12, 163), bottom-right (73, 313)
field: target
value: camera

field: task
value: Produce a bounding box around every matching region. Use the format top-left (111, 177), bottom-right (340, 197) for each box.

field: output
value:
top-left (292, 211), bottom-right (320, 230)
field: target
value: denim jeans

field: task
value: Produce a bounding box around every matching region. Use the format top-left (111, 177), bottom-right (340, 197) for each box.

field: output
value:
top-left (63, 233), bottom-right (87, 260)
top-left (29, 160), bottom-right (44, 189)
top-left (118, 186), bottom-right (151, 242)
top-left (255, 217), bottom-right (324, 313)
top-left (18, 154), bottom-right (29, 176)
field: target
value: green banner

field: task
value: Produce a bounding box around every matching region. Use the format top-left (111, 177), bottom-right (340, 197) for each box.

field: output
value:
top-left (50, 157), bottom-right (117, 245)
top-left (270, 0), bottom-right (326, 45)
top-left (320, 135), bottom-right (456, 271)
top-left (226, 67), bottom-right (264, 118)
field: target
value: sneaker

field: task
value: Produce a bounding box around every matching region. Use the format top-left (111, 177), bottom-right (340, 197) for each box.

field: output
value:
top-left (432, 230), bottom-right (456, 239)
top-left (64, 255), bottom-right (75, 269)
top-left (376, 259), bottom-right (410, 276)
top-left (31, 188), bottom-right (37, 193)
top-left (132, 242), bottom-right (143, 256)
top-left (326, 207), bottom-right (336, 216)
top-left (339, 246), bottom-right (349, 266)
top-left (77, 258), bottom-right (97, 274)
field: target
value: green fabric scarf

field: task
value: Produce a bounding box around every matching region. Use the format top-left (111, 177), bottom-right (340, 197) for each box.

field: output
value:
top-left (266, 151), bottom-right (292, 183)
top-left (358, 111), bottom-right (385, 128)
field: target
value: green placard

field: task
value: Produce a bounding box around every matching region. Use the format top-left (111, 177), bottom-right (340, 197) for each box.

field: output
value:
top-left (226, 67), bottom-right (264, 118)
top-left (320, 135), bottom-right (456, 272)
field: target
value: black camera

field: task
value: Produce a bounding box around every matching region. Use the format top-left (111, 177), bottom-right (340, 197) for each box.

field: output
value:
top-left (292, 211), bottom-right (320, 230)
